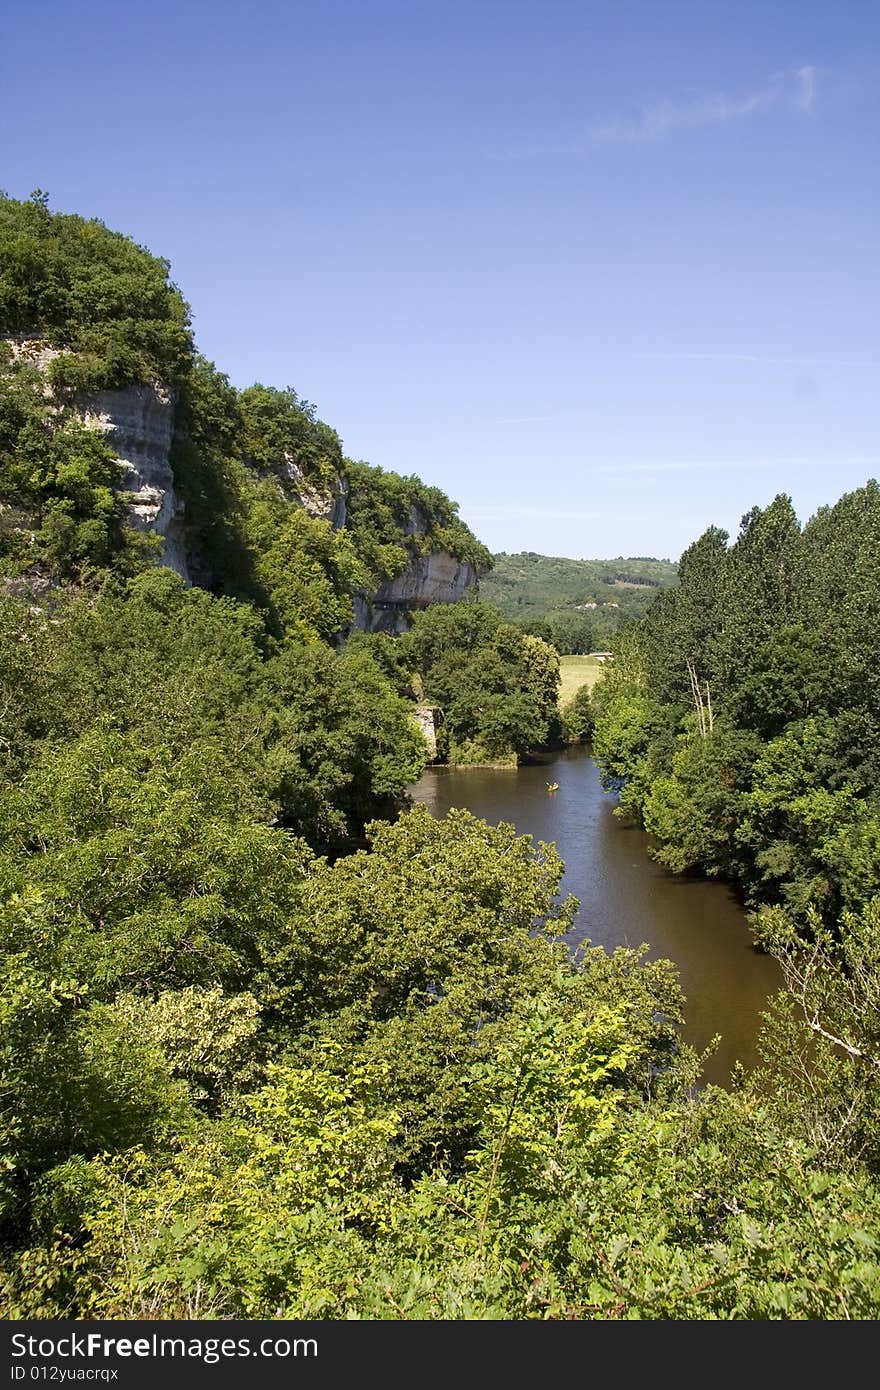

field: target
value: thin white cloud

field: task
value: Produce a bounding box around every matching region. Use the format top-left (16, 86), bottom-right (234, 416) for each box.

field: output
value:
top-left (465, 455), bottom-right (880, 498)
top-left (591, 461), bottom-right (705, 476)
top-left (633, 351), bottom-right (880, 369)
top-left (797, 64), bottom-right (816, 111)
top-left (464, 505), bottom-right (611, 522)
top-left (592, 454), bottom-right (880, 477)
top-left (489, 414), bottom-right (577, 426)
top-left (587, 66), bottom-right (815, 145)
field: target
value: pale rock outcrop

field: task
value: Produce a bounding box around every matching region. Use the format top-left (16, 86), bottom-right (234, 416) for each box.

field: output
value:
top-left (7, 337), bottom-right (65, 376)
top-left (81, 383), bottom-right (189, 580)
top-left (4, 337), bottom-right (190, 581)
top-left (376, 551), bottom-right (476, 607)
top-left (412, 704), bottom-right (440, 760)
top-left (352, 551), bottom-right (478, 634)
top-left (273, 455), bottom-right (347, 530)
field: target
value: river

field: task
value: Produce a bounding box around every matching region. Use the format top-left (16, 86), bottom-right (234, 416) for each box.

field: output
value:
top-left (410, 743), bottom-right (781, 1086)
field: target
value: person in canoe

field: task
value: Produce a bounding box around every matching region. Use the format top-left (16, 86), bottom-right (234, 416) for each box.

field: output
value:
top-left (546, 781), bottom-right (559, 792)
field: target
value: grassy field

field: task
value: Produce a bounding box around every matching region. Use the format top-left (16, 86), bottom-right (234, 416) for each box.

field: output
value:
top-left (559, 654), bottom-right (607, 706)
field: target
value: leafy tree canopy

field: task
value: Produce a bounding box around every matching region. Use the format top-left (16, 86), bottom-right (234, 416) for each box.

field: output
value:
top-left (0, 193), bottom-right (192, 389)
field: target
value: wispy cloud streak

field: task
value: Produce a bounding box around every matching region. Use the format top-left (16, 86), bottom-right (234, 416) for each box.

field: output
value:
top-left (590, 453), bottom-right (880, 477)
top-left (463, 504), bottom-right (669, 524)
top-left (587, 66), bottom-right (815, 145)
top-left (464, 455), bottom-right (880, 501)
top-left (633, 350), bottom-right (879, 369)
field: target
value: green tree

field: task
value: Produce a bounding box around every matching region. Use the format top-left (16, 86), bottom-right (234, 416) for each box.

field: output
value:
top-left (562, 682), bottom-right (594, 741)
top-left (404, 602), bottom-right (560, 762)
top-left (643, 722), bottom-right (762, 877)
top-left (0, 193), bottom-right (192, 389)
top-left (639, 525), bottom-right (728, 708)
top-left (547, 609), bottom-right (595, 655)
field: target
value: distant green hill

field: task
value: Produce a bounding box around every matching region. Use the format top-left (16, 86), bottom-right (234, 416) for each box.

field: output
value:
top-left (480, 551), bottom-right (678, 652)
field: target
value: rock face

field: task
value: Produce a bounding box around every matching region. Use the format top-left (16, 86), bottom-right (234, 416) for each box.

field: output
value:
top-left (4, 339), bottom-right (479, 629)
top-left (353, 552), bottom-right (478, 634)
top-left (269, 456), bottom-right (347, 531)
top-left (5, 338), bottom-right (190, 581)
top-left (82, 383), bottom-right (190, 580)
top-left (377, 552), bottom-right (477, 606)
top-left (7, 337), bottom-right (64, 375)
top-left (412, 703), bottom-right (440, 760)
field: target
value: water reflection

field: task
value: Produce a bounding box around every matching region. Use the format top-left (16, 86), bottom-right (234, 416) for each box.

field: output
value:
top-left (410, 744), bottom-right (781, 1084)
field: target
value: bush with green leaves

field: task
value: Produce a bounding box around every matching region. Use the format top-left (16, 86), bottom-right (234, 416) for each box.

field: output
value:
top-left (562, 682), bottom-right (594, 741)
top-left (403, 601), bottom-right (560, 762)
top-left (0, 192), bottom-right (192, 390)
top-left (592, 482), bottom-right (880, 925)
top-left (0, 348), bottom-right (160, 580)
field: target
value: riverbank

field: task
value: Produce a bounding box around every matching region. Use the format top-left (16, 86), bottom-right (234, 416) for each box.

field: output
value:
top-left (410, 744), bottom-right (781, 1085)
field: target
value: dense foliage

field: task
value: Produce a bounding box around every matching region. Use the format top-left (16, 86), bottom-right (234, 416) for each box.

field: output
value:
top-left (592, 486), bottom-right (880, 923)
top-left (0, 194), bottom-right (488, 631)
top-left (561, 681), bottom-right (595, 742)
top-left (2, 197), bottom-right (879, 1318)
top-left (344, 459), bottom-right (492, 584)
top-left (0, 577), bottom-right (426, 857)
top-left (5, 666), bottom-right (879, 1321)
top-left (591, 484), bottom-right (880, 1246)
top-left (482, 551), bottom-right (678, 652)
top-left (0, 193), bottom-right (192, 390)
top-left (402, 600), bottom-right (562, 763)
top-left (3, 707), bottom-right (879, 1316)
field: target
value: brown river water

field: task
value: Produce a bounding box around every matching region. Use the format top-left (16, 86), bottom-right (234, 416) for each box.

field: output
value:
top-left (410, 743), bottom-right (781, 1086)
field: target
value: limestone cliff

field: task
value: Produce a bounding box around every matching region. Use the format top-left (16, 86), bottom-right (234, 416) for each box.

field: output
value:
top-left (411, 703), bottom-right (440, 760)
top-left (3, 338), bottom-right (481, 628)
top-left (353, 550), bottom-right (478, 634)
top-left (4, 338), bottom-right (189, 580)
top-left (82, 381), bottom-right (189, 580)
top-left (259, 453), bottom-right (348, 531)
top-left (3, 342), bottom-right (352, 585)
top-left (89, 391), bottom-right (349, 581)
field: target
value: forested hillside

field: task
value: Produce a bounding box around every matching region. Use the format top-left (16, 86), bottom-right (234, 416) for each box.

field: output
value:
top-left (0, 194), bottom-right (489, 622)
top-left (592, 489), bottom-right (880, 921)
top-left (592, 485), bottom-right (880, 1197)
top-left (482, 551), bottom-right (678, 652)
top-left (1, 194), bottom-right (879, 1319)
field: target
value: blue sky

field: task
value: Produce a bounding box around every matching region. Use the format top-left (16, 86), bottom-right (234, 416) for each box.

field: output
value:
top-left (4, 0), bottom-right (878, 560)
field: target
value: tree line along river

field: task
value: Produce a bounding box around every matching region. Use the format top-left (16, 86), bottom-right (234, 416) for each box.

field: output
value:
top-left (410, 743), bottom-right (781, 1086)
